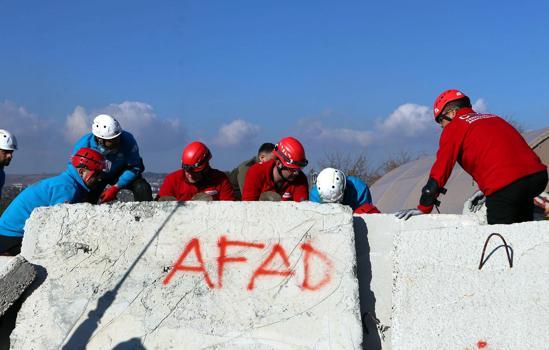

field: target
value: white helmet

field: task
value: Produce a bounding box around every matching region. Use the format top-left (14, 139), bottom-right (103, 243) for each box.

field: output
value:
top-left (92, 114), bottom-right (122, 140)
top-left (0, 129), bottom-right (18, 151)
top-left (316, 167), bottom-right (346, 203)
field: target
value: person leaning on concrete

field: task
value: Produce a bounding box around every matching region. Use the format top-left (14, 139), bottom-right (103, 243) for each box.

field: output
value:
top-left (242, 136), bottom-right (309, 202)
top-left (72, 114), bottom-right (153, 204)
top-left (396, 89), bottom-right (548, 224)
top-left (310, 167), bottom-right (381, 214)
top-left (0, 148), bottom-right (107, 255)
top-left (157, 141), bottom-right (235, 201)
top-left (0, 129), bottom-right (17, 197)
top-left (227, 142), bottom-right (275, 200)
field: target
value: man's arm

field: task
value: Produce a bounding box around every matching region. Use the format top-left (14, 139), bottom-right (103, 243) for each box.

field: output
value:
top-left (241, 165), bottom-right (263, 201)
top-left (292, 174), bottom-right (309, 202)
top-left (218, 173), bottom-right (236, 201)
top-left (116, 133), bottom-right (144, 188)
top-left (158, 173), bottom-right (176, 199)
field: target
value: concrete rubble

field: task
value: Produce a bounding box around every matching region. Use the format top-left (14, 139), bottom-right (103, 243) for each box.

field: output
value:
top-left (0, 256), bottom-right (35, 316)
top-left (11, 202), bottom-right (362, 349)
top-left (392, 220), bottom-right (549, 350)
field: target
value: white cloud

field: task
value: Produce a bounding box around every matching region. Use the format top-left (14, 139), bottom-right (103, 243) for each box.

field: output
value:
top-left (214, 119), bottom-right (260, 146)
top-left (301, 120), bottom-right (373, 147)
top-left (64, 101), bottom-right (185, 151)
top-left (472, 98), bottom-right (488, 113)
top-left (377, 103), bottom-right (433, 137)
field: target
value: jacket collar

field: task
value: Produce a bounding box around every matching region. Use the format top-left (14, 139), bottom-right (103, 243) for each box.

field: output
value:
top-left (66, 165), bottom-right (91, 192)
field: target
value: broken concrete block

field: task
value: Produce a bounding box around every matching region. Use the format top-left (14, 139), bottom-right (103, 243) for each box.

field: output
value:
top-left (354, 214), bottom-right (480, 350)
top-left (0, 255), bottom-right (35, 317)
top-left (12, 201), bottom-right (362, 349)
top-left (392, 220), bottom-right (549, 349)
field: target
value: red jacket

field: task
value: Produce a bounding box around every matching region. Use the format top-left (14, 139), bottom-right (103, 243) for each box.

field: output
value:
top-left (242, 159), bottom-right (309, 201)
top-left (419, 107), bottom-right (547, 213)
top-left (158, 168), bottom-right (235, 201)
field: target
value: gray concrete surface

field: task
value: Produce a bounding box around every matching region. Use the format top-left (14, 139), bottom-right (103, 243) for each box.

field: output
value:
top-left (392, 220), bottom-right (549, 349)
top-left (0, 256), bottom-right (35, 316)
top-left (12, 201), bottom-right (362, 349)
top-left (354, 214), bottom-right (480, 349)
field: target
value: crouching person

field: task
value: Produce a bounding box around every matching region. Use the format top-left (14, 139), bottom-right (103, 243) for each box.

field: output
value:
top-left (0, 148), bottom-right (107, 255)
top-left (158, 141), bottom-right (234, 201)
top-left (242, 137), bottom-right (309, 202)
top-left (73, 114), bottom-right (153, 203)
top-left (310, 167), bottom-right (381, 214)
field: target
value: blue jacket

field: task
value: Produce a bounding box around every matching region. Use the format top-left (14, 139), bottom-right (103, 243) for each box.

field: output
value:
top-left (0, 165), bottom-right (90, 238)
top-left (310, 175), bottom-right (373, 210)
top-left (72, 131), bottom-right (144, 188)
top-left (0, 167), bottom-right (4, 196)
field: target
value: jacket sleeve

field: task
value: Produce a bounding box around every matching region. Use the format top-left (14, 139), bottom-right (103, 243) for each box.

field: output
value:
top-left (241, 165), bottom-right (262, 201)
top-left (309, 186), bottom-right (321, 203)
top-left (351, 177), bottom-right (373, 206)
top-left (354, 203), bottom-right (381, 214)
top-left (417, 124), bottom-right (465, 213)
top-left (219, 174), bottom-right (236, 201)
top-left (158, 174), bottom-right (175, 198)
top-left (292, 174), bottom-right (309, 202)
top-left (116, 133), bottom-right (144, 188)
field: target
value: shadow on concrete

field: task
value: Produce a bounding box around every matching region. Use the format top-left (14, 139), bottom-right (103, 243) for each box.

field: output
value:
top-left (62, 203), bottom-right (183, 349)
top-left (353, 217), bottom-right (382, 350)
top-left (112, 337), bottom-right (147, 350)
top-left (0, 265), bottom-right (48, 350)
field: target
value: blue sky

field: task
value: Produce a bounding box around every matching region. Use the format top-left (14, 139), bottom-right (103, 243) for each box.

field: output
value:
top-left (1, 0), bottom-right (548, 173)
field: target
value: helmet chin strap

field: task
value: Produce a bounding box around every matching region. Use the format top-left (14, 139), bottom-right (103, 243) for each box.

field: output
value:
top-left (276, 164), bottom-right (291, 182)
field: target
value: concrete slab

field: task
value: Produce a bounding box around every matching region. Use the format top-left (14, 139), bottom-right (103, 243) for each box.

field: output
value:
top-left (0, 255), bottom-right (35, 316)
top-left (392, 220), bottom-right (549, 349)
top-left (353, 213), bottom-right (480, 349)
top-left (12, 201), bottom-right (362, 349)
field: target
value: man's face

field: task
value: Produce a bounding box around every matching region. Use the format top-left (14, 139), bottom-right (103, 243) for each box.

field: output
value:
top-left (258, 151), bottom-right (275, 164)
top-left (78, 168), bottom-right (101, 187)
top-left (96, 136), bottom-right (121, 150)
top-left (0, 149), bottom-right (14, 166)
top-left (184, 169), bottom-right (205, 184)
top-left (279, 164), bottom-right (300, 182)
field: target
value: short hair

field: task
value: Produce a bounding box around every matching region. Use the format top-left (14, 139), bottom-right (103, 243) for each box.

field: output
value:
top-left (257, 143), bottom-right (275, 156)
top-left (442, 97), bottom-right (472, 115)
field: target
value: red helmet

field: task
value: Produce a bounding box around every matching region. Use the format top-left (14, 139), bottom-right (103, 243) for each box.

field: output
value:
top-left (71, 148), bottom-right (107, 183)
top-left (273, 137), bottom-right (308, 169)
top-left (71, 148), bottom-right (107, 172)
top-left (181, 141), bottom-right (211, 172)
top-left (433, 89), bottom-right (470, 119)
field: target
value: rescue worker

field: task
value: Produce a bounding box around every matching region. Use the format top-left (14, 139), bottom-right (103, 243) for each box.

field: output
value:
top-left (227, 142), bottom-right (275, 199)
top-left (158, 141), bottom-right (234, 201)
top-left (310, 167), bottom-right (381, 214)
top-left (242, 136), bottom-right (309, 201)
top-left (0, 148), bottom-right (107, 255)
top-left (72, 114), bottom-right (153, 203)
top-left (396, 89), bottom-right (548, 224)
top-left (0, 130), bottom-right (17, 196)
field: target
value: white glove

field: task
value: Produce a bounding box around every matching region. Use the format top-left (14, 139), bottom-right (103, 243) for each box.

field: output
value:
top-left (395, 208), bottom-right (423, 220)
top-left (467, 190), bottom-right (485, 213)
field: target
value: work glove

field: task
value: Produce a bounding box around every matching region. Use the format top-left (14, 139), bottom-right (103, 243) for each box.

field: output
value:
top-left (466, 190), bottom-right (485, 213)
top-left (395, 208), bottom-right (423, 220)
top-left (99, 185), bottom-right (120, 203)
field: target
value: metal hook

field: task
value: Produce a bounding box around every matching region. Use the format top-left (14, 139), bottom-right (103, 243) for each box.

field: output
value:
top-left (478, 232), bottom-right (513, 270)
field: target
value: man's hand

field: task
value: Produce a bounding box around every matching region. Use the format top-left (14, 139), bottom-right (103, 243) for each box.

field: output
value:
top-left (395, 208), bottom-right (423, 220)
top-left (99, 185), bottom-right (120, 203)
top-left (466, 190), bottom-right (485, 213)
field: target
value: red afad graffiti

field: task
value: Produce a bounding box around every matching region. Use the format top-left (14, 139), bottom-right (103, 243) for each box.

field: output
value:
top-left (162, 235), bottom-right (333, 291)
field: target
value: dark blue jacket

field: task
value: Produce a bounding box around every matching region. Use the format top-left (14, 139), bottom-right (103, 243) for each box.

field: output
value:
top-left (72, 131), bottom-right (144, 188)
